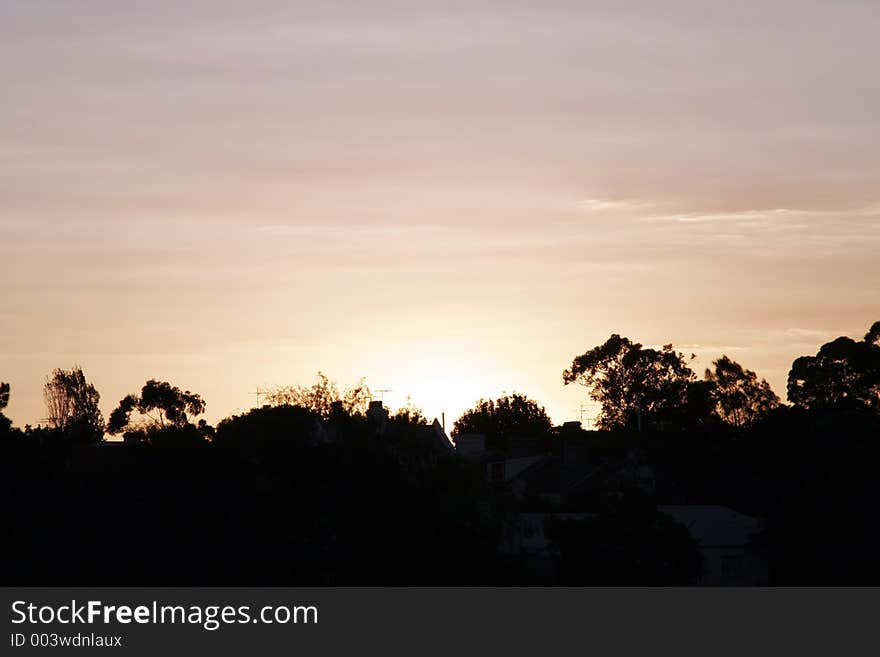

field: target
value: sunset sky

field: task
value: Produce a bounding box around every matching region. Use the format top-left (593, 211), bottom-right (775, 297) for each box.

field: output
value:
top-left (2, 1), bottom-right (879, 429)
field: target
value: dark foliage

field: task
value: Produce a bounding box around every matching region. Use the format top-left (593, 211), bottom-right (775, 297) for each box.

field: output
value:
top-left (0, 382), bottom-right (10, 438)
top-left (705, 356), bottom-right (779, 429)
top-left (452, 393), bottom-right (552, 451)
top-left (546, 491), bottom-right (703, 585)
top-left (564, 335), bottom-right (707, 431)
top-left (108, 379), bottom-right (206, 436)
top-left (1, 407), bottom-right (501, 585)
top-left (788, 322), bottom-right (880, 412)
top-left (43, 366), bottom-right (104, 444)
top-left (215, 404), bottom-right (321, 451)
top-left (4, 322), bottom-right (880, 585)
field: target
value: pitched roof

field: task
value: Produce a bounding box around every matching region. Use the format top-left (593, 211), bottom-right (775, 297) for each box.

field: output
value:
top-left (658, 505), bottom-right (762, 547)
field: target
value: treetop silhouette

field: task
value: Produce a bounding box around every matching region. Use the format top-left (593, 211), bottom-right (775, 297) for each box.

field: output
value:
top-left (108, 379), bottom-right (206, 435)
top-left (563, 335), bottom-right (698, 431)
top-left (43, 366), bottom-right (104, 444)
top-left (705, 356), bottom-right (779, 429)
top-left (787, 320), bottom-right (880, 412)
top-left (564, 336), bottom-right (781, 431)
top-left (452, 392), bottom-right (551, 451)
top-left (0, 381), bottom-right (10, 436)
top-left (263, 372), bottom-right (372, 418)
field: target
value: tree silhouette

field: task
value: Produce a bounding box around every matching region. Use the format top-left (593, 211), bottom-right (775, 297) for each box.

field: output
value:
top-left (263, 372), bottom-right (372, 417)
top-left (43, 366), bottom-right (104, 443)
top-left (10, 317), bottom-right (880, 586)
top-left (563, 335), bottom-right (698, 431)
top-left (452, 393), bottom-right (551, 451)
top-left (0, 381), bottom-right (10, 436)
top-left (545, 492), bottom-right (703, 584)
top-left (787, 321), bottom-right (880, 412)
top-left (389, 396), bottom-right (428, 427)
top-left (108, 379), bottom-right (206, 438)
top-left (866, 321), bottom-right (880, 347)
top-left (215, 404), bottom-right (319, 450)
top-left (705, 356), bottom-right (779, 429)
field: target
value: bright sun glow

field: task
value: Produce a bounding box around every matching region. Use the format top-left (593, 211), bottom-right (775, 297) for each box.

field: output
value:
top-left (364, 340), bottom-right (516, 429)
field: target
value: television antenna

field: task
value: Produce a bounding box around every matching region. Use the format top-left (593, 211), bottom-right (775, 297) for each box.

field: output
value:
top-left (374, 388), bottom-right (393, 402)
top-left (251, 387), bottom-right (270, 407)
top-left (574, 404), bottom-right (595, 429)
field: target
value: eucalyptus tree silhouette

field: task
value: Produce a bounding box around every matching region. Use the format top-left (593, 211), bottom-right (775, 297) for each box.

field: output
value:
top-left (108, 379), bottom-right (206, 445)
top-left (787, 321), bottom-right (880, 412)
top-left (564, 335), bottom-right (701, 431)
top-left (705, 356), bottom-right (779, 429)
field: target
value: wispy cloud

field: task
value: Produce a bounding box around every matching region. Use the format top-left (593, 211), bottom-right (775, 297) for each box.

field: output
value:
top-left (578, 197), bottom-right (880, 223)
top-left (679, 344), bottom-right (751, 353)
top-left (577, 198), bottom-right (665, 214)
top-left (649, 204), bottom-right (880, 224)
top-left (784, 328), bottom-right (850, 344)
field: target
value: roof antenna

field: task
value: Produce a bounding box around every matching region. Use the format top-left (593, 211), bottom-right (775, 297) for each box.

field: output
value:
top-left (251, 387), bottom-right (268, 407)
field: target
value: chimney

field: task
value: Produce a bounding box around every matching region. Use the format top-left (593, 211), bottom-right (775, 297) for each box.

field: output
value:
top-left (367, 400), bottom-right (388, 435)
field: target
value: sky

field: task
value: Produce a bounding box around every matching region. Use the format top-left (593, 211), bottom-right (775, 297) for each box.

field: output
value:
top-left (2, 1), bottom-right (879, 429)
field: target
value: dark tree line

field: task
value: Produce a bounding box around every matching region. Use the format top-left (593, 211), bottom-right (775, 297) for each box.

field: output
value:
top-left (2, 320), bottom-right (880, 584)
top-left (5, 321), bottom-right (876, 447)
top-left (788, 321), bottom-right (880, 412)
top-left (562, 321), bottom-right (880, 432)
top-left (1, 396), bottom-right (502, 585)
top-left (563, 336), bottom-right (781, 431)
